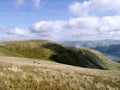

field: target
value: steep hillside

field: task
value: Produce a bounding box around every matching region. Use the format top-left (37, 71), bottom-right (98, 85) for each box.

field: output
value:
top-left (0, 56), bottom-right (120, 90)
top-left (0, 40), bottom-right (120, 70)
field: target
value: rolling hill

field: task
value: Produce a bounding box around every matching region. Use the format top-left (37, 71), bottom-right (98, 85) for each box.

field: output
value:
top-left (0, 40), bottom-right (119, 70)
top-left (59, 39), bottom-right (120, 48)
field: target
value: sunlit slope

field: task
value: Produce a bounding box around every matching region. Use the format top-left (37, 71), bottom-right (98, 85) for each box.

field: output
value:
top-left (0, 56), bottom-right (120, 90)
top-left (0, 40), bottom-right (119, 70)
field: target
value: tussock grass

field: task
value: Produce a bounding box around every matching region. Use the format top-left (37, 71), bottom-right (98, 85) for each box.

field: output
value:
top-left (0, 56), bottom-right (120, 90)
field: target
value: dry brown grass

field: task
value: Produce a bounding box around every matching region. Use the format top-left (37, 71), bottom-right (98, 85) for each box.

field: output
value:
top-left (0, 56), bottom-right (120, 90)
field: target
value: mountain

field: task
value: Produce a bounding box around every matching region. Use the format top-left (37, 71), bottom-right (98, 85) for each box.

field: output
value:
top-left (0, 40), bottom-right (119, 70)
top-left (59, 39), bottom-right (120, 48)
top-left (93, 44), bottom-right (120, 61)
top-left (0, 56), bottom-right (120, 90)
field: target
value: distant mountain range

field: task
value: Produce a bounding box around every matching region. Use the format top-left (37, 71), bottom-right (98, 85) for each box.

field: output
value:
top-left (93, 44), bottom-right (120, 61)
top-left (58, 39), bottom-right (120, 61)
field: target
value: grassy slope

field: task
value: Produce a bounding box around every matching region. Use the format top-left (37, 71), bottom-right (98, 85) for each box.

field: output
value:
top-left (0, 40), bottom-right (120, 70)
top-left (0, 56), bottom-right (120, 90)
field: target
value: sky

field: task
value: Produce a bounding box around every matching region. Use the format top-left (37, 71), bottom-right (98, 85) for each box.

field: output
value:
top-left (0, 0), bottom-right (120, 41)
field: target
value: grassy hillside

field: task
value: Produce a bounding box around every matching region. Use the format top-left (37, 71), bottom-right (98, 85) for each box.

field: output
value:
top-left (0, 56), bottom-right (120, 90)
top-left (0, 40), bottom-right (120, 70)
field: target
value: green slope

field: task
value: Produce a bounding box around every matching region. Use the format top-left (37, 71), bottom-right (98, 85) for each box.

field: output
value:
top-left (0, 40), bottom-right (119, 70)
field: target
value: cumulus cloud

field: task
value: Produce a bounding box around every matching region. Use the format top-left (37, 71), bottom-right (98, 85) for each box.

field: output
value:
top-left (5, 27), bottom-right (30, 36)
top-left (0, 27), bottom-right (32, 41)
top-left (1, 0), bottom-right (120, 41)
top-left (31, 15), bottom-right (120, 40)
top-left (69, 0), bottom-right (120, 16)
top-left (30, 21), bottom-right (65, 33)
top-left (1, 15), bottom-right (120, 41)
top-left (98, 16), bottom-right (120, 32)
top-left (29, 20), bottom-right (66, 40)
top-left (29, 15), bottom-right (120, 40)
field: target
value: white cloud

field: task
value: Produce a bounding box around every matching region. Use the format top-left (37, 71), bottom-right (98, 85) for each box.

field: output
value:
top-left (0, 27), bottom-right (32, 41)
top-left (69, 0), bottom-right (120, 16)
top-left (5, 27), bottom-right (30, 36)
top-left (1, 0), bottom-right (120, 41)
top-left (33, 0), bottom-right (41, 9)
top-left (98, 16), bottom-right (120, 32)
top-left (30, 21), bottom-right (64, 32)
top-left (30, 20), bottom-right (65, 40)
top-left (1, 15), bottom-right (120, 41)
top-left (65, 17), bottom-right (98, 30)
top-left (69, 1), bottom-right (90, 16)
top-left (29, 15), bottom-right (120, 41)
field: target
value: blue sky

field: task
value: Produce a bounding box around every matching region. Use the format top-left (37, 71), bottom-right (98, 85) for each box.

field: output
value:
top-left (0, 0), bottom-right (120, 41)
top-left (0, 0), bottom-right (79, 28)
